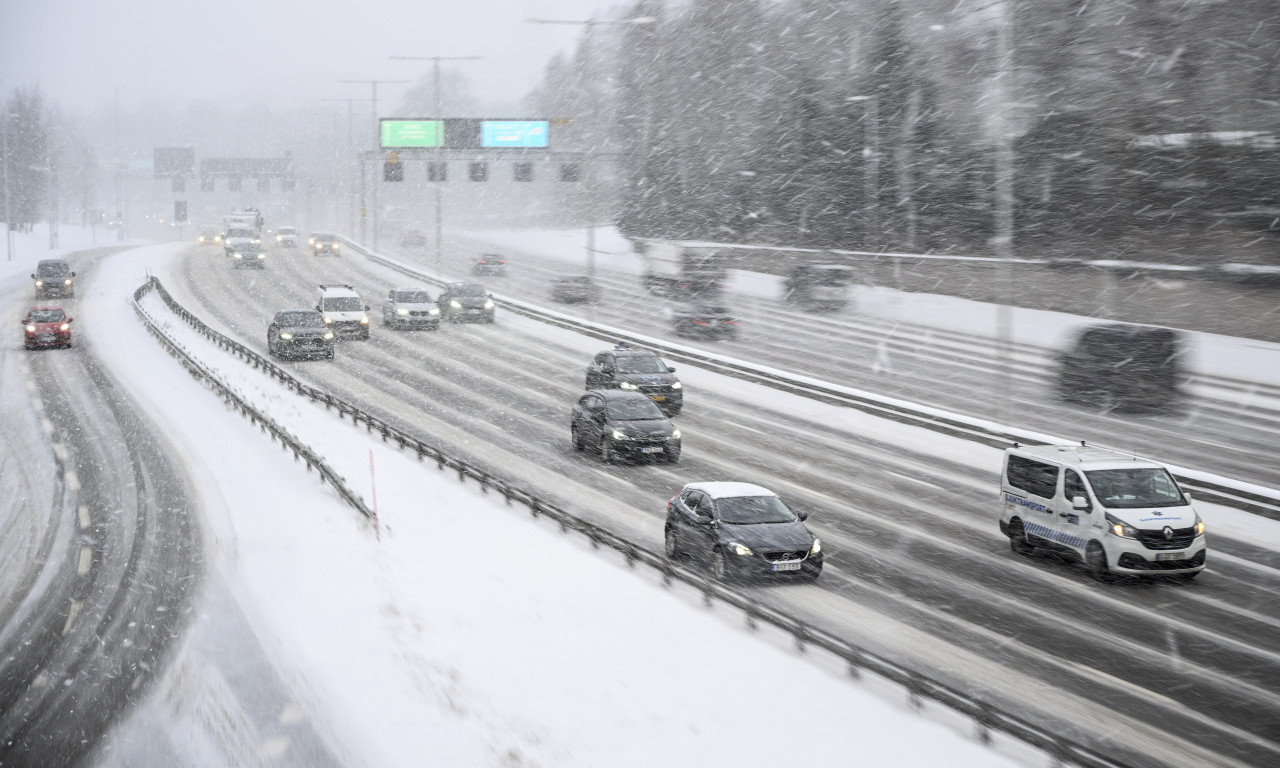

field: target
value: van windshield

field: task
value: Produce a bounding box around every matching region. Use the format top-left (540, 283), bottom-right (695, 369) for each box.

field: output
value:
top-left (1085, 468), bottom-right (1187, 509)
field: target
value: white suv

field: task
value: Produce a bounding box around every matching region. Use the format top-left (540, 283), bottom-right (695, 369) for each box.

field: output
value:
top-left (316, 284), bottom-right (371, 340)
top-left (275, 225), bottom-right (299, 248)
top-left (1000, 443), bottom-right (1206, 580)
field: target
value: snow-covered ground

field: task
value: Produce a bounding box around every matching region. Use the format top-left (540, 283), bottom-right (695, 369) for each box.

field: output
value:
top-left (5, 222), bottom-right (1279, 765)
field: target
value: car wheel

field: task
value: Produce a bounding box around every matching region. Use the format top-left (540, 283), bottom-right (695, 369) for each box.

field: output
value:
top-left (571, 425), bottom-right (584, 452)
top-left (599, 436), bottom-right (613, 464)
top-left (1008, 520), bottom-right (1034, 556)
top-left (1085, 542), bottom-right (1112, 581)
top-left (711, 549), bottom-right (728, 581)
top-left (664, 526), bottom-right (681, 559)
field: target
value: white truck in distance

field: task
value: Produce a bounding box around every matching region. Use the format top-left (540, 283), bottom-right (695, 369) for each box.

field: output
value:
top-left (636, 240), bottom-right (728, 299)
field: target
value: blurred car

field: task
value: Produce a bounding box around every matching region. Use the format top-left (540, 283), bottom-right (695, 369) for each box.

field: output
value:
top-left (471, 253), bottom-right (508, 277)
top-left (316, 284), bottom-right (371, 339)
top-left (310, 233), bottom-right (340, 256)
top-left (585, 343), bottom-right (682, 415)
top-left (275, 225), bottom-right (299, 248)
top-left (267, 310), bottom-right (335, 360)
top-left (664, 482), bottom-right (822, 581)
top-left (401, 229), bottom-right (428, 248)
top-left (32, 259), bottom-right (76, 299)
top-left (230, 242), bottom-right (267, 269)
top-left (1057, 324), bottom-right (1186, 412)
top-left (672, 302), bottom-right (739, 340)
top-left (437, 282), bottom-right (495, 323)
top-left (550, 275), bottom-right (602, 304)
top-left (571, 389), bottom-right (681, 463)
top-left (21, 306), bottom-right (73, 350)
top-left (198, 229), bottom-right (221, 246)
top-left (382, 288), bottom-right (441, 330)
top-left (783, 263), bottom-right (852, 311)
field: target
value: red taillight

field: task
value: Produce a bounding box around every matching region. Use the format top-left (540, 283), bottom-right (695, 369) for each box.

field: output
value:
top-left (725, 320), bottom-right (739, 325)
top-left (693, 320), bottom-right (709, 325)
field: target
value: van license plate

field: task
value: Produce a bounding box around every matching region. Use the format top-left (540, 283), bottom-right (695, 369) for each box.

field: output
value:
top-left (772, 562), bottom-right (802, 572)
top-left (1156, 552), bottom-right (1186, 561)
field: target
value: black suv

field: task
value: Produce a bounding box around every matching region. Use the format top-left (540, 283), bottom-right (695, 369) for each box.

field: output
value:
top-left (438, 282), bottom-right (495, 323)
top-left (267, 310), bottom-right (335, 360)
top-left (230, 241), bottom-right (267, 269)
top-left (571, 390), bottom-right (681, 463)
top-left (309, 233), bottom-right (340, 256)
top-left (32, 259), bottom-right (76, 299)
top-left (585, 343), bottom-right (682, 415)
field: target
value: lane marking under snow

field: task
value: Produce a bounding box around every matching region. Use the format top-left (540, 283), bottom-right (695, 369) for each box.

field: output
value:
top-left (61, 600), bottom-right (83, 636)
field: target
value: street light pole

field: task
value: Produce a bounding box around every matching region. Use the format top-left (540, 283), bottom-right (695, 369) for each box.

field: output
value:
top-left (339, 79), bottom-right (409, 251)
top-left (3, 107), bottom-right (12, 261)
top-left (323, 97), bottom-right (372, 237)
top-left (527, 16), bottom-right (655, 279)
top-left (390, 55), bottom-right (482, 276)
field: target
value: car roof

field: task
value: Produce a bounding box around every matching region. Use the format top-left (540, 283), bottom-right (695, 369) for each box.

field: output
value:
top-left (682, 481), bottom-right (778, 499)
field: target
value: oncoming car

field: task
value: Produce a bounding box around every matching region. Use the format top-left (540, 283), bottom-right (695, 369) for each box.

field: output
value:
top-left (230, 242), bottom-right (267, 269)
top-left (275, 225), bottom-right (299, 248)
top-left (570, 389), bottom-right (681, 463)
top-left (32, 259), bottom-right (76, 299)
top-left (550, 275), bottom-right (601, 304)
top-left (437, 282), bottom-right (495, 323)
top-left (310, 233), bottom-right (340, 256)
top-left (1000, 443), bottom-right (1207, 580)
top-left (21, 306), bottom-right (73, 350)
top-left (382, 288), bottom-right (440, 330)
top-left (316, 284), bottom-right (370, 340)
top-left (584, 343), bottom-right (682, 415)
top-left (267, 310), bottom-right (335, 360)
top-left (664, 482), bottom-right (822, 581)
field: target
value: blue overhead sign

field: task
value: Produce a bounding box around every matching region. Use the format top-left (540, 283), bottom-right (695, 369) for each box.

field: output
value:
top-left (481, 120), bottom-right (549, 148)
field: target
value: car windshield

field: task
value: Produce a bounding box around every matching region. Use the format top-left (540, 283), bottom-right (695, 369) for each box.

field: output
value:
top-left (616, 355), bottom-right (668, 374)
top-left (29, 309), bottom-right (66, 323)
top-left (323, 297), bottom-right (363, 312)
top-left (714, 495), bottom-right (798, 525)
top-left (605, 398), bottom-right (665, 421)
top-left (1085, 468), bottom-right (1188, 509)
top-left (279, 312), bottom-right (324, 327)
top-left (394, 291), bottom-right (431, 303)
top-left (37, 262), bottom-right (70, 277)
top-left (454, 284), bottom-right (487, 297)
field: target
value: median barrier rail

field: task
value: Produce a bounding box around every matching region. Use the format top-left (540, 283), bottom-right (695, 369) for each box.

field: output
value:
top-left (144, 256), bottom-right (1134, 768)
top-left (341, 236), bottom-right (1280, 521)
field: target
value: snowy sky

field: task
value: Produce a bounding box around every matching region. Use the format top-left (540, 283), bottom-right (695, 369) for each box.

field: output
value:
top-left (0, 0), bottom-right (611, 111)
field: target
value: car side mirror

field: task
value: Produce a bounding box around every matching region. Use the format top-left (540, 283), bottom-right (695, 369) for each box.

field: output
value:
top-left (71, 271), bottom-right (76, 277)
top-left (797, 509), bottom-right (808, 521)
top-left (30, 274), bottom-right (36, 279)
top-left (1072, 495), bottom-right (1089, 511)
top-left (668, 366), bottom-right (676, 373)
top-left (66, 317), bottom-right (73, 323)
top-left (364, 305), bottom-right (370, 311)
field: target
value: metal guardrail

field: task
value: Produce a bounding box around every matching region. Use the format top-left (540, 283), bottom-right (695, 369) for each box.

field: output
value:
top-left (132, 276), bottom-right (375, 520)
top-left (345, 237), bottom-right (1280, 522)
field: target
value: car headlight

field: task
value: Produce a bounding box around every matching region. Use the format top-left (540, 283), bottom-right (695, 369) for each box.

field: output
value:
top-left (323, 316), bottom-right (333, 324)
top-left (619, 381), bottom-right (639, 390)
top-left (360, 316), bottom-right (370, 325)
top-left (428, 307), bottom-right (440, 315)
top-left (60, 323), bottom-right (70, 331)
top-left (810, 537), bottom-right (822, 554)
top-left (396, 307), bottom-right (410, 315)
top-left (450, 300), bottom-right (462, 309)
top-left (233, 253), bottom-right (243, 259)
top-left (64, 279), bottom-right (72, 285)
top-left (25, 324), bottom-right (36, 332)
top-left (277, 236), bottom-right (283, 241)
top-left (730, 542), bottom-right (753, 556)
top-left (484, 300), bottom-right (495, 310)
top-left (670, 429), bottom-right (681, 440)
top-left (280, 331), bottom-right (294, 340)
top-left (34, 280), bottom-right (43, 287)
top-left (323, 331), bottom-right (335, 340)
top-left (1106, 514), bottom-right (1139, 539)
top-left (1194, 515), bottom-right (1205, 537)
top-left (611, 429), bottom-right (629, 440)
top-left (257, 253), bottom-right (265, 259)
top-left (332, 244), bottom-right (339, 250)
top-left (671, 381), bottom-right (682, 389)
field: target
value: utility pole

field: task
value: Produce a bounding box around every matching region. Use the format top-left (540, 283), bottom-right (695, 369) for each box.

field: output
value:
top-left (390, 55), bottom-right (482, 276)
top-left (993, 0), bottom-right (1017, 423)
top-left (3, 104), bottom-right (13, 261)
top-left (527, 16), bottom-right (655, 278)
top-left (339, 79), bottom-right (409, 251)
top-left (323, 97), bottom-right (371, 237)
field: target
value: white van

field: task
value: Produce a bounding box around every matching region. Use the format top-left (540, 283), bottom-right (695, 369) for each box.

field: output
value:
top-left (999, 443), bottom-right (1206, 579)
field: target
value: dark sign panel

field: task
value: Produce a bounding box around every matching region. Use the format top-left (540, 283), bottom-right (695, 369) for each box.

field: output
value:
top-left (154, 147), bottom-right (195, 178)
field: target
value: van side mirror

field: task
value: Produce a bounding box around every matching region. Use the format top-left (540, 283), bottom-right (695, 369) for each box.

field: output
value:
top-left (1182, 491), bottom-right (1193, 503)
top-left (1072, 495), bottom-right (1089, 511)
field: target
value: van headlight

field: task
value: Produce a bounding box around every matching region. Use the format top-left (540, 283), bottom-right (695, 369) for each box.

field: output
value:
top-left (730, 542), bottom-right (753, 556)
top-left (1106, 514), bottom-right (1138, 539)
top-left (396, 307), bottom-right (410, 315)
top-left (810, 537), bottom-right (822, 554)
top-left (619, 381), bottom-right (639, 390)
top-left (1194, 515), bottom-right (1205, 537)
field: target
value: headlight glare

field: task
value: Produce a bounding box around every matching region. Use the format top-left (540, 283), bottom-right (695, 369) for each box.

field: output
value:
top-left (611, 429), bottom-right (628, 440)
top-left (64, 279), bottom-right (72, 285)
top-left (396, 307), bottom-right (409, 315)
top-left (25, 324), bottom-right (36, 332)
top-left (323, 331), bottom-right (334, 340)
top-left (810, 538), bottom-right (822, 554)
top-left (280, 331), bottom-right (294, 340)
top-left (731, 542), bottom-right (753, 556)
top-left (60, 323), bottom-right (70, 331)
top-left (428, 307), bottom-right (440, 315)
top-left (1106, 514), bottom-right (1138, 539)
top-left (619, 381), bottom-right (639, 390)
top-left (450, 300), bottom-right (462, 309)
top-left (671, 381), bottom-right (682, 389)
top-left (359, 316), bottom-right (369, 325)
top-left (671, 429), bottom-right (681, 439)
top-left (484, 300), bottom-right (494, 310)
top-left (323, 316), bottom-right (333, 324)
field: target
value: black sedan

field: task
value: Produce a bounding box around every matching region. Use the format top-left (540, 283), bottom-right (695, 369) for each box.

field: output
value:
top-left (672, 302), bottom-right (739, 340)
top-left (570, 390), bottom-right (681, 463)
top-left (550, 275), bottom-right (602, 303)
top-left (664, 482), bottom-right (822, 581)
top-left (230, 242), bottom-right (267, 269)
top-left (267, 310), bottom-right (335, 360)
top-left (438, 282), bottom-right (495, 323)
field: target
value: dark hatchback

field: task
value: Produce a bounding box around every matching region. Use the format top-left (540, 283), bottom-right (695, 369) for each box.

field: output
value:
top-left (230, 242), bottom-right (267, 269)
top-left (585, 344), bottom-right (682, 415)
top-left (664, 482), bottom-right (822, 581)
top-left (673, 302), bottom-right (739, 340)
top-left (438, 282), bottom-right (495, 323)
top-left (571, 389), bottom-right (681, 463)
top-left (267, 310), bottom-right (335, 360)
top-left (21, 306), bottom-right (73, 350)
top-left (33, 259), bottom-right (76, 299)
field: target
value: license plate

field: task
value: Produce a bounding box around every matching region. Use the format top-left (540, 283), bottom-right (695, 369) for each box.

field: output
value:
top-left (640, 446), bottom-right (664, 454)
top-left (1156, 551), bottom-right (1186, 561)
top-left (772, 562), bottom-right (802, 572)
top-left (649, 395), bottom-right (666, 402)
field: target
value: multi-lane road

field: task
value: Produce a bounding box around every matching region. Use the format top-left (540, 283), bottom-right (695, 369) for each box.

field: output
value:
top-left (156, 233), bottom-right (1280, 768)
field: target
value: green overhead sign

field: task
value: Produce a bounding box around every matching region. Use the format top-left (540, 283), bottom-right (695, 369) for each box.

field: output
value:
top-left (380, 120), bottom-right (444, 148)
